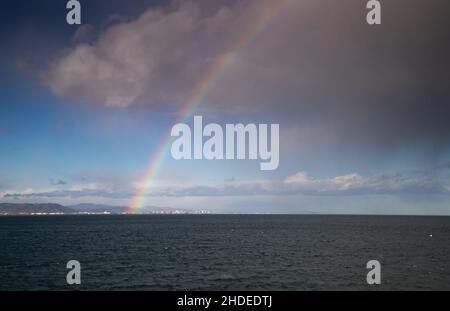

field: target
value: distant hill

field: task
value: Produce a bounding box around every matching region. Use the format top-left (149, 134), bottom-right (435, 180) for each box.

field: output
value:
top-left (0, 203), bottom-right (75, 215)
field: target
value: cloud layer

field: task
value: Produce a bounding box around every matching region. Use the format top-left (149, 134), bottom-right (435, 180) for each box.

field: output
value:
top-left (5, 164), bottom-right (449, 199)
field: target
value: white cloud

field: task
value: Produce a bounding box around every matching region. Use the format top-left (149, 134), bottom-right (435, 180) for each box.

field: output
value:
top-left (282, 170), bottom-right (449, 195)
top-left (5, 165), bottom-right (449, 200)
top-left (283, 172), bottom-right (367, 193)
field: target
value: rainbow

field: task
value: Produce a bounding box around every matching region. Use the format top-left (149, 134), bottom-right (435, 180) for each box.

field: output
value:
top-left (127, 0), bottom-right (289, 213)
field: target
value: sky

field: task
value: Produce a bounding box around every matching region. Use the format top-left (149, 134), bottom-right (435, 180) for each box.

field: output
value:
top-left (0, 0), bottom-right (450, 214)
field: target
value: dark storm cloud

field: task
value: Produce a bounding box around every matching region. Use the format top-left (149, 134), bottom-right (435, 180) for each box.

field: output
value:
top-left (41, 0), bottom-right (450, 154)
top-left (206, 0), bottom-right (450, 154)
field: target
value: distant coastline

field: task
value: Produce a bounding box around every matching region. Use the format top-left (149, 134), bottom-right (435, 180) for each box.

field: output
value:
top-left (0, 203), bottom-right (209, 216)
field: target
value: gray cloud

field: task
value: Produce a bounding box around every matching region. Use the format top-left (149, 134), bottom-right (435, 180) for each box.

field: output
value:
top-left (71, 24), bottom-right (96, 44)
top-left (3, 189), bottom-right (131, 200)
top-left (45, 0), bottom-right (259, 107)
top-left (50, 178), bottom-right (67, 186)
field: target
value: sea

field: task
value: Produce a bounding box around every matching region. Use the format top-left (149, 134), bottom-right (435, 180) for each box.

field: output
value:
top-left (0, 215), bottom-right (449, 291)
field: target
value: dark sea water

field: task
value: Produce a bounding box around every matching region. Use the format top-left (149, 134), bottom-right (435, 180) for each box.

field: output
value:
top-left (0, 215), bottom-right (449, 291)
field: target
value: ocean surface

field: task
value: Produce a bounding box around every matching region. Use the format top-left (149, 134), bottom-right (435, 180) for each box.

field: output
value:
top-left (0, 215), bottom-right (449, 291)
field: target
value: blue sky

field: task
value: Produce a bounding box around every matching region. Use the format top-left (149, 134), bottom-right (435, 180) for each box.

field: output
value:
top-left (1, 0), bottom-right (450, 214)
